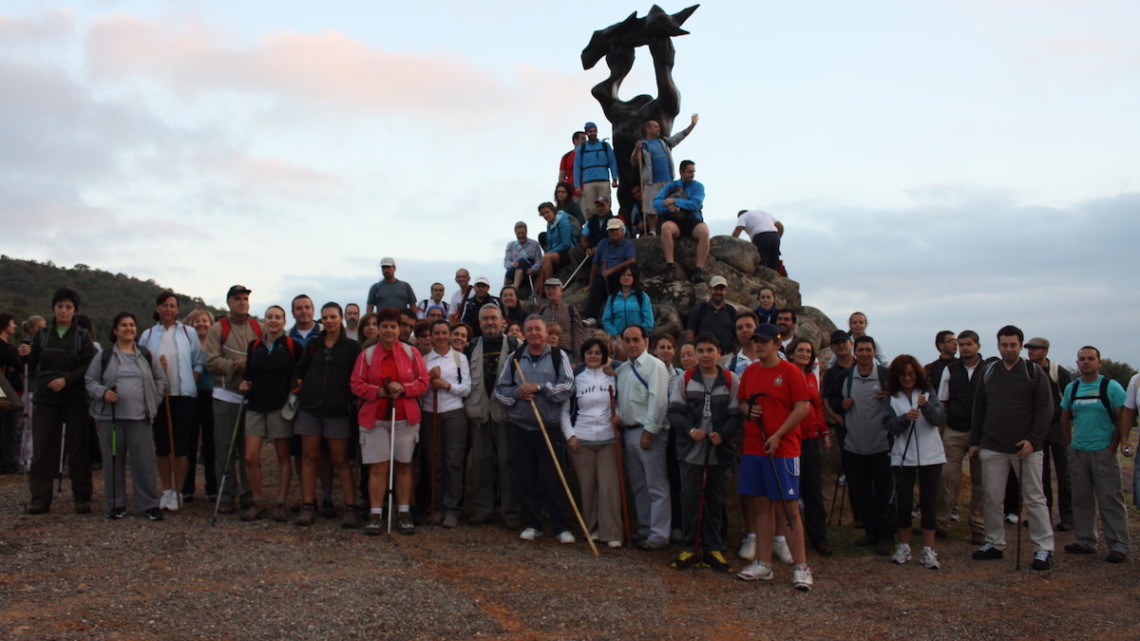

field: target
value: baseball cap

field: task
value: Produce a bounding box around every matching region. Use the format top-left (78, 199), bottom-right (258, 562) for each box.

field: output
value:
top-left (829, 330), bottom-right (851, 344)
top-left (709, 275), bottom-right (728, 288)
top-left (750, 322), bottom-right (781, 342)
top-left (605, 218), bottom-right (623, 231)
top-left (543, 278), bottom-right (564, 288)
top-left (226, 285), bottom-right (251, 298)
top-left (380, 257), bottom-right (396, 267)
top-left (474, 276), bottom-right (491, 286)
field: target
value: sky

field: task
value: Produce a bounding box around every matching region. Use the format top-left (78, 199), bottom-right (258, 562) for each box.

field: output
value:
top-left (2, 0), bottom-right (1138, 369)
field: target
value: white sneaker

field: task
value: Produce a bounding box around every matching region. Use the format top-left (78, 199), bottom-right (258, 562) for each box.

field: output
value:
top-left (589, 530), bottom-right (601, 541)
top-left (920, 546), bottom-right (941, 569)
top-left (736, 560), bottom-right (774, 581)
top-left (950, 505), bottom-right (961, 522)
top-left (1005, 513), bottom-right (1019, 525)
top-left (792, 563), bottom-right (814, 592)
top-left (891, 543), bottom-right (912, 564)
top-left (837, 474), bottom-right (847, 487)
top-left (519, 527), bottom-right (541, 541)
top-left (911, 505), bottom-right (922, 519)
top-left (773, 539), bottom-right (794, 565)
top-left (557, 531), bottom-right (575, 544)
top-left (738, 536), bottom-right (756, 560)
top-left (160, 490), bottom-right (179, 512)
top-left (607, 540), bottom-right (622, 549)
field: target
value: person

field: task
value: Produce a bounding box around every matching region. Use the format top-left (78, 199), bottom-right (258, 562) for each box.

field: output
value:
top-left (775, 309), bottom-right (798, 355)
top-left (494, 315), bottom-right (576, 543)
top-left (968, 326), bottom-right (1055, 570)
top-left (351, 308), bottom-right (429, 535)
top-left (449, 269), bottom-right (474, 319)
top-left (840, 335), bottom-right (894, 556)
top-left (138, 291), bottom-right (205, 512)
top-left (19, 287), bottom-right (97, 515)
top-left (557, 131), bottom-right (586, 200)
top-left (458, 277), bottom-right (501, 337)
top-left (236, 306), bottom-right (298, 522)
top-left (925, 330), bottom-right (957, 391)
top-left (399, 310), bottom-right (418, 345)
top-left (1060, 346), bottom-right (1129, 563)
top-left (721, 311), bottom-right (760, 375)
top-left (84, 312), bottom-right (166, 520)
top-left (344, 303), bottom-right (361, 342)
top-left (1121, 373), bottom-right (1140, 510)
top-left (882, 354), bottom-right (946, 569)
top-left (731, 209), bottom-right (783, 271)
top-left (499, 286), bottom-right (528, 326)
top-left (679, 341), bottom-right (698, 371)
top-left (553, 181), bottom-right (585, 226)
top-left (653, 160), bottom-right (708, 283)
top-left (573, 121), bottom-right (619, 207)
top-left (365, 257), bottom-right (416, 315)
top-left (581, 196), bottom-right (626, 257)
top-left (287, 295), bottom-right (318, 347)
top-left (821, 330), bottom-right (854, 513)
top-left (538, 278), bottom-right (584, 361)
top-left (464, 303), bottom-right (522, 529)
top-left (1025, 336), bottom-right (1074, 531)
top-left (633, 114), bottom-right (698, 236)
top-left (734, 322), bottom-right (814, 591)
top-left (601, 265), bottom-right (654, 337)
top-left (684, 276), bottom-right (736, 355)
top-left (667, 332), bottom-right (741, 571)
top-left (506, 321), bottom-right (524, 342)
top-left (753, 287), bottom-right (779, 324)
top-left (536, 202), bottom-right (578, 299)
top-left (848, 312), bottom-right (887, 366)
top-left (615, 324), bottom-right (672, 550)
top-left (504, 221), bottom-right (543, 292)
top-left (450, 322), bottom-right (473, 354)
top-left (181, 309), bottom-right (217, 502)
top-left (417, 283), bottom-right (450, 320)
top-left (0, 313), bottom-right (23, 474)
top-left (787, 336), bottom-right (833, 557)
top-left (584, 218), bottom-right (637, 321)
top-left (651, 330), bottom-right (684, 541)
top-left (358, 312), bottom-right (380, 348)
top-left (420, 319), bottom-right (472, 528)
top-left (934, 330), bottom-right (988, 542)
top-left (565, 337), bottom-right (623, 548)
top-left (292, 303), bottom-right (363, 528)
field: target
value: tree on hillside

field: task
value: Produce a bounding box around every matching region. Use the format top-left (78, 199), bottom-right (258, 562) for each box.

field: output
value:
top-left (1100, 358), bottom-right (1137, 389)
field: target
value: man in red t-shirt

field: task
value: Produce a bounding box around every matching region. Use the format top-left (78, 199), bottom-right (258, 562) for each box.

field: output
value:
top-left (734, 322), bottom-right (814, 591)
top-left (558, 131), bottom-right (587, 197)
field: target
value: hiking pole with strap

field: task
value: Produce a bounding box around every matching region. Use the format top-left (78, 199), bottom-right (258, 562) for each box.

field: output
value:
top-left (161, 356), bottom-right (180, 509)
top-left (694, 435), bottom-right (714, 560)
top-left (429, 389), bottom-right (438, 524)
top-left (57, 421), bottom-right (67, 494)
top-left (527, 273), bottom-right (537, 305)
top-left (608, 386), bottom-right (631, 547)
top-left (747, 393), bottom-right (795, 531)
top-left (108, 386), bottom-right (118, 519)
top-left (384, 377), bottom-right (397, 534)
top-left (212, 400), bottom-right (245, 526)
top-left (514, 361), bottom-right (598, 556)
top-left (1015, 455), bottom-right (1024, 571)
top-left (566, 254), bottom-right (591, 286)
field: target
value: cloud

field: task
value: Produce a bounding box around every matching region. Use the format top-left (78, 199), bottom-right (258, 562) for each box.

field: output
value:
top-left (0, 10), bottom-right (73, 46)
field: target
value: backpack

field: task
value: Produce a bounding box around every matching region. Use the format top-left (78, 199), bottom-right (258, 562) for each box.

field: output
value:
top-left (220, 317), bottom-right (262, 345)
top-left (844, 363), bottom-right (887, 398)
top-left (100, 344), bottom-right (154, 371)
top-left (683, 366), bottom-right (734, 394)
top-left (251, 335), bottom-right (300, 361)
top-left (1067, 377), bottom-right (1114, 423)
top-left (508, 343), bottom-right (564, 386)
top-left (981, 358), bottom-right (1037, 386)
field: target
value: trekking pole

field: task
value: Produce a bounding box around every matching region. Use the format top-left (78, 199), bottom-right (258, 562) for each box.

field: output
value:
top-left (429, 389), bottom-right (438, 524)
top-left (212, 400), bottom-right (245, 526)
top-left (1015, 455), bottom-right (1024, 571)
top-left (57, 421), bottom-right (67, 494)
top-left (748, 393), bottom-right (794, 531)
top-left (383, 377), bottom-right (396, 534)
top-left (514, 361), bottom-right (598, 556)
top-left (527, 273), bottom-right (538, 305)
top-left (109, 386), bottom-right (118, 519)
top-left (21, 361), bottom-right (31, 476)
top-left (694, 436), bottom-right (714, 559)
top-left (608, 386), bottom-right (632, 546)
top-left (566, 254), bottom-right (591, 286)
top-left (161, 364), bottom-right (180, 509)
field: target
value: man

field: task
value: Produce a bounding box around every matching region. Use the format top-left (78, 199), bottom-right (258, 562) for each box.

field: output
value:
top-left (1123, 375), bottom-right (1140, 511)
top-left (417, 283), bottom-right (450, 320)
top-left (558, 130), bottom-right (587, 195)
top-left (573, 121), bottom-right (619, 207)
top-left (633, 114), bottom-right (698, 235)
top-left (1060, 346), bottom-right (1129, 563)
top-left (420, 319), bottom-right (472, 529)
top-left (581, 196), bottom-right (625, 255)
top-left (968, 326), bottom-right (1055, 570)
top-left (583, 217), bottom-right (637, 321)
top-left (1025, 337), bottom-right (1074, 531)
top-left (504, 221), bottom-right (543, 293)
top-left (821, 330), bottom-right (854, 516)
top-left (734, 322), bottom-right (814, 591)
top-left (449, 269), bottom-right (474, 318)
top-left (538, 278), bottom-right (584, 360)
top-left (775, 309), bottom-right (797, 355)
top-left (840, 336), bottom-right (894, 556)
top-left (289, 295), bottom-right (319, 347)
top-left (459, 277), bottom-right (502, 338)
top-left (685, 276), bottom-right (736, 355)
top-left (398, 309), bottom-right (417, 345)
top-left (721, 311), bottom-right (760, 375)
top-left (653, 160), bottom-right (708, 283)
top-left (616, 324), bottom-right (672, 551)
top-left (204, 285), bottom-right (260, 514)
top-left (288, 293), bottom-right (335, 517)
top-left (344, 303), bottom-right (361, 342)
top-left (935, 330), bottom-right (987, 541)
top-left (464, 304), bottom-right (521, 529)
top-left (494, 315), bottom-right (576, 542)
top-left (365, 257), bottom-right (416, 315)
top-left (731, 209), bottom-right (784, 271)
top-left (925, 330), bottom-right (957, 391)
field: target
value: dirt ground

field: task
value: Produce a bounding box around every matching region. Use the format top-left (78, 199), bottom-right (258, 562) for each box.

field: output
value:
top-left (1, 452), bottom-right (1138, 641)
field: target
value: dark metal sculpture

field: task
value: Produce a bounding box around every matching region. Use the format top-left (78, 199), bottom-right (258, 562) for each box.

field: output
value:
top-left (582, 4), bottom-right (699, 216)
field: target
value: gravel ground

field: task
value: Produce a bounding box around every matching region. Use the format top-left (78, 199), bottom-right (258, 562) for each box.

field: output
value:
top-left (2, 459), bottom-right (1138, 641)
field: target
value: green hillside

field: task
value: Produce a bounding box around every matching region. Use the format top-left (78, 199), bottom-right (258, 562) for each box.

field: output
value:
top-left (0, 255), bottom-right (225, 342)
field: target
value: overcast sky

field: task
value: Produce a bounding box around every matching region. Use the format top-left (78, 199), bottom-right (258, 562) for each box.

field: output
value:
top-left (2, 1), bottom-right (1137, 368)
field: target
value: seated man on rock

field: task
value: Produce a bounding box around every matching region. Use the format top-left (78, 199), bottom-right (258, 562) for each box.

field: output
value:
top-left (653, 160), bottom-right (708, 283)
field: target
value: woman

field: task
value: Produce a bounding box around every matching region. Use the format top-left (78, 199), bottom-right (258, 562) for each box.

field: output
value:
top-left (754, 286), bottom-right (779, 324)
top-left (85, 312), bottom-right (166, 520)
top-left (181, 309), bottom-right (217, 501)
top-left (138, 292), bottom-right (205, 512)
top-left (420, 319), bottom-right (472, 528)
top-left (0, 313), bottom-right (23, 474)
top-left (506, 321), bottom-right (524, 342)
top-left (414, 320), bottom-right (433, 355)
top-left (499, 286), bottom-right (528, 326)
top-left (292, 302), bottom-right (362, 528)
top-left (351, 307), bottom-right (429, 535)
top-left (787, 336), bottom-right (833, 557)
top-left (450, 322), bottom-right (473, 354)
top-left (237, 306), bottom-right (298, 522)
top-left (602, 266), bottom-right (654, 338)
top-left (536, 202), bottom-right (575, 302)
top-left (358, 312), bottom-right (380, 349)
top-left (883, 354), bottom-right (946, 569)
top-left (554, 182), bottom-right (585, 226)
top-left (564, 338), bottom-right (623, 548)
top-left (679, 341), bottom-right (698, 371)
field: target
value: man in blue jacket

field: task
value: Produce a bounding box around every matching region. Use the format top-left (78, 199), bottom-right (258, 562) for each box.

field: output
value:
top-left (653, 160), bottom-right (708, 283)
top-left (573, 121), bottom-right (619, 210)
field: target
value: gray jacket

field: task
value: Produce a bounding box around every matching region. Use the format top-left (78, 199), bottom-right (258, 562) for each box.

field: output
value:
top-left (494, 344), bottom-right (574, 431)
top-left (85, 345), bottom-right (167, 422)
top-left (465, 335), bottom-right (517, 424)
top-left (842, 363), bottom-right (890, 455)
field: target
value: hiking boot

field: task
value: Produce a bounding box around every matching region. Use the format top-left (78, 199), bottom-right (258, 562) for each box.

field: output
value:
top-left (1031, 550), bottom-right (1053, 571)
top-left (107, 506), bottom-right (126, 520)
top-left (272, 503), bottom-right (288, 522)
top-left (241, 501), bottom-right (267, 522)
top-left (792, 563), bottom-right (814, 592)
top-left (738, 536), bottom-right (756, 560)
top-left (364, 514), bottom-right (384, 536)
top-left (972, 544), bottom-right (1004, 560)
top-left (341, 508), bottom-right (361, 529)
top-left (1064, 542), bottom-right (1095, 554)
top-left (217, 500), bottom-right (236, 515)
top-left (671, 551), bottom-right (700, 570)
top-left (396, 513), bottom-right (415, 535)
top-left (557, 531), bottom-right (576, 544)
top-left (704, 550), bottom-right (732, 573)
top-left (75, 500), bottom-right (92, 514)
top-left (442, 513), bottom-right (459, 529)
top-left (582, 317), bottom-right (598, 328)
top-left (774, 539), bottom-right (793, 565)
top-left (519, 527), bottom-right (541, 541)
top-left (659, 263), bottom-right (676, 282)
top-left (294, 504), bottom-right (317, 527)
top-left (920, 546), bottom-right (941, 569)
top-left (689, 268), bottom-right (707, 284)
top-left (145, 507), bottom-right (164, 521)
top-left (25, 503), bottom-right (50, 515)
top-left (1106, 550), bottom-right (1127, 564)
top-left (607, 540), bottom-right (623, 549)
top-left (320, 498), bottom-right (337, 519)
top-left (891, 543), bottom-right (912, 564)
top-left (737, 560), bottom-right (774, 581)
top-left (875, 538), bottom-right (893, 557)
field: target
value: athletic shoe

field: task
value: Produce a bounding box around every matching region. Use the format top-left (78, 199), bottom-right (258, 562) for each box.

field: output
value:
top-left (671, 551), bottom-right (700, 570)
top-left (1005, 513), bottom-right (1019, 525)
top-left (919, 546), bottom-right (940, 569)
top-left (704, 550), bottom-right (732, 573)
top-left (773, 540), bottom-right (794, 565)
top-left (792, 563), bottom-right (814, 592)
top-left (294, 504), bottom-right (317, 527)
top-left (159, 490), bottom-right (174, 511)
top-left (519, 527), bottom-right (541, 541)
top-left (607, 540), bottom-right (623, 549)
top-left (272, 503), bottom-right (288, 522)
top-left (396, 513), bottom-right (415, 535)
top-left (891, 543), bottom-right (912, 564)
top-left (689, 268), bottom-right (707, 284)
top-left (321, 498), bottom-right (337, 519)
top-left (341, 508), bottom-right (361, 529)
top-left (950, 505), bottom-right (960, 522)
top-left (364, 515), bottom-right (383, 536)
top-left (241, 501), bottom-right (267, 522)
top-left (557, 531), bottom-right (575, 544)
top-left (875, 539), bottom-right (893, 557)
top-left (972, 544), bottom-right (1004, 560)
top-left (637, 539), bottom-right (669, 551)
top-left (911, 505), bottom-right (921, 519)
top-left (145, 507), bottom-right (164, 521)
top-left (1031, 550), bottom-right (1053, 571)
top-left (738, 536), bottom-right (756, 560)
top-left (582, 318), bottom-right (598, 328)
top-left (1064, 542), bottom-right (1095, 554)
top-left (166, 490), bottom-right (181, 512)
top-left (736, 560), bottom-right (774, 581)
top-left (107, 507), bottom-right (126, 520)
top-left (837, 474), bottom-right (847, 487)
top-left (442, 513), bottom-right (459, 529)
top-left (1106, 551), bottom-right (1127, 564)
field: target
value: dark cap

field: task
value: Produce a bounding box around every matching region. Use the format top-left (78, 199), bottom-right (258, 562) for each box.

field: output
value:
top-left (226, 285), bottom-right (251, 299)
top-left (750, 322), bottom-right (781, 342)
top-left (1025, 337), bottom-right (1050, 349)
top-left (829, 330), bottom-right (851, 344)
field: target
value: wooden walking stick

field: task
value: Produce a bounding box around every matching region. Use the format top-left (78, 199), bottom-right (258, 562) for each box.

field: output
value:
top-left (608, 386), bottom-right (632, 547)
top-left (514, 361), bottom-right (598, 556)
top-left (429, 388), bottom-right (438, 523)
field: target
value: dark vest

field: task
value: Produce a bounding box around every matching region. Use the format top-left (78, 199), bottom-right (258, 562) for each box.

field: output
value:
top-left (946, 359), bottom-right (985, 432)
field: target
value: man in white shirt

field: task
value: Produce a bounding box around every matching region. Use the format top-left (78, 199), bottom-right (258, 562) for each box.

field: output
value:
top-left (731, 209), bottom-right (784, 271)
top-left (420, 319), bottom-right (472, 529)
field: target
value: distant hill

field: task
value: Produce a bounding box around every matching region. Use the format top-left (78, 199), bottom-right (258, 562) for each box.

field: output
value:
top-left (0, 255), bottom-right (225, 342)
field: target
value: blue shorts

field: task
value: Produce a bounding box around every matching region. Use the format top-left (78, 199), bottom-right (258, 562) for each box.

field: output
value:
top-left (738, 454), bottom-right (800, 500)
